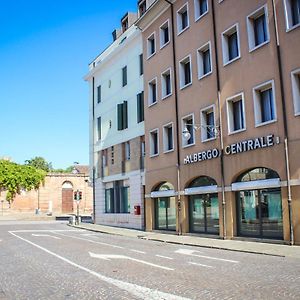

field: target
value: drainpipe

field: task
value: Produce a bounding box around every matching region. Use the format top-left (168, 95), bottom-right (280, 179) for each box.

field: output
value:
top-left (211, 0), bottom-right (226, 239)
top-left (92, 76), bottom-right (96, 224)
top-left (271, 0), bottom-right (294, 245)
top-left (163, 0), bottom-right (182, 235)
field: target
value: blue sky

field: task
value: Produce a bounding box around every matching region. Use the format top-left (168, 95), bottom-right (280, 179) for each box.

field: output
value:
top-left (0, 0), bottom-right (138, 169)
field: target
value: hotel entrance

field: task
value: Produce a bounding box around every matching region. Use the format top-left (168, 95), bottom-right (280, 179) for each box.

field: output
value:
top-left (186, 176), bottom-right (219, 235)
top-left (234, 168), bottom-right (283, 240)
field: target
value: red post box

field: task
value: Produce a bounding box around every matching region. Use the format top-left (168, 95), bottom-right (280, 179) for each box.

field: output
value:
top-left (134, 205), bottom-right (141, 215)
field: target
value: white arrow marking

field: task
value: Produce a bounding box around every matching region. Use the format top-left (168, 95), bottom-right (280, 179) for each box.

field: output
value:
top-left (32, 234), bottom-right (61, 240)
top-left (89, 252), bottom-right (174, 271)
top-left (175, 249), bottom-right (239, 263)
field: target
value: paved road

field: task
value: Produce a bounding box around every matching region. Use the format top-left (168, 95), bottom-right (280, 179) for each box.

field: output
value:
top-left (0, 221), bottom-right (299, 300)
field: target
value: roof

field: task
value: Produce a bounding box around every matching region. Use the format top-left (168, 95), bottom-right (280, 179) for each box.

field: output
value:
top-left (73, 165), bottom-right (89, 175)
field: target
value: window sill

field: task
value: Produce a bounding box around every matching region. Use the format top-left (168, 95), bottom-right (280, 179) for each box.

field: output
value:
top-left (249, 40), bottom-right (269, 53)
top-left (223, 55), bottom-right (241, 67)
top-left (182, 142), bottom-right (195, 149)
top-left (228, 128), bottom-right (246, 136)
top-left (195, 10), bottom-right (208, 23)
top-left (161, 93), bottom-right (172, 100)
top-left (150, 153), bottom-right (159, 158)
top-left (148, 101), bottom-right (158, 108)
top-left (255, 119), bottom-right (277, 128)
top-left (294, 111), bottom-right (300, 117)
top-left (198, 71), bottom-right (212, 81)
top-left (163, 148), bottom-right (174, 154)
top-left (286, 22), bottom-right (300, 33)
top-left (160, 40), bottom-right (170, 50)
top-left (177, 25), bottom-right (190, 36)
top-left (147, 52), bottom-right (156, 60)
top-left (180, 82), bottom-right (192, 90)
top-left (201, 136), bottom-right (217, 143)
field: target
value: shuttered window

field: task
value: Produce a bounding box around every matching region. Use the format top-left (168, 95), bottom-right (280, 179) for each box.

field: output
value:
top-left (117, 101), bottom-right (128, 130)
top-left (137, 92), bottom-right (144, 123)
top-left (122, 66), bottom-right (127, 87)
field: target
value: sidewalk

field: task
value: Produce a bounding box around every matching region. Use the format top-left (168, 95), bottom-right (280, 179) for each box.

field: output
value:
top-left (71, 223), bottom-right (300, 259)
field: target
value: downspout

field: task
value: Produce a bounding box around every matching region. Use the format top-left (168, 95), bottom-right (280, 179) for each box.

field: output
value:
top-left (271, 0), bottom-right (294, 245)
top-left (92, 76), bottom-right (96, 224)
top-left (211, 0), bottom-right (226, 239)
top-left (163, 0), bottom-right (182, 235)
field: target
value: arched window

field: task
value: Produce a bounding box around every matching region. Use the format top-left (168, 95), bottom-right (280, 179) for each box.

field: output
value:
top-left (62, 181), bottom-right (73, 189)
top-left (188, 176), bottom-right (217, 188)
top-left (236, 167), bottom-right (280, 183)
top-left (155, 182), bottom-right (174, 191)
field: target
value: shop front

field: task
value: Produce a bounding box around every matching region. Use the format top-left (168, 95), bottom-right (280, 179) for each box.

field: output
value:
top-left (151, 182), bottom-right (176, 231)
top-left (185, 176), bottom-right (219, 235)
top-left (233, 168), bottom-right (283, 240)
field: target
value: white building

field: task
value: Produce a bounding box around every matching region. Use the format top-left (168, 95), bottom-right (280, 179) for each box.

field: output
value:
top-left (84, 12), bottom-right (145, 229)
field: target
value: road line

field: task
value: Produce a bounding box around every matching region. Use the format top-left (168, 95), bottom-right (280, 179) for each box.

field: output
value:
top-left (53, 231), bottom-right (124, 249)
top-left (130, 249), bottom-right (146, 254)
top-left (156, 255), bottom-right (174, 260)
top-left (9, 232), bottom-right (187, 300)
top-left (89, 252), bottom-right (174, 271)
top-left (32, 234), bottom-right (61, 239)
top-left (188, 262), bottom-right (213, 268)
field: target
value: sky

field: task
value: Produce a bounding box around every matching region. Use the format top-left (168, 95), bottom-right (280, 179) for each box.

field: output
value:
top-left (0, 0), bottom-right (138, 169)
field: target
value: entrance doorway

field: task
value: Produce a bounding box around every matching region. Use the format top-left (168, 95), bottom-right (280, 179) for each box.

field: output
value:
top-left (62, 181), bottom-right (73, 213)
top-left (235, 168), bottom-right (283, 240)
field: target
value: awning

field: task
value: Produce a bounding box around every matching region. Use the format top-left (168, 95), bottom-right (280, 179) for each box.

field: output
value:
top-left (184, 185), bottom-right (218, 195)
top-left (150, 190), bottom-right (177, 198)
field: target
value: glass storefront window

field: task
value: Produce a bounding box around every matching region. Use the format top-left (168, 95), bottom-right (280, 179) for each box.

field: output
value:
top-left (155, 197), bottom-right (176, 231)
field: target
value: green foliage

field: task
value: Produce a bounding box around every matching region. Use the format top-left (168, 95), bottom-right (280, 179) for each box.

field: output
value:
top-left (25, 156), bottom-right (53, 172)
top-left (0, 160), bottom-right (46, 202)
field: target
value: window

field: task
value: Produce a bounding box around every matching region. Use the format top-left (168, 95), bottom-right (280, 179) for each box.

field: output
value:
top-left (138, 0), bottom-right (147, 17)
top-left (97, 85), bottom-right (101, 103)
top-left (97, 117), bottom-right (101, 140)
top-left (122, 66), bottom-right (127, 87)
top-left (148, 78), bottom-right (157, 105)
top-left (226, 93), bottom-right (246, 134)
top-left (121, 16), bottom-right (128, 33)
top-left (139, 54), bottom-right (143, 75)
top-left (105, 183), bottom-right (130, 214)
top-left (147, 33), bottom-right (156, 58)
top-left (200, 105), bottom-right (216, 141)
top-left (284, 0), bottom-right (300, 30)
top-left (253, 80), bottom-right (277, 126)
top-left (150, 129), bottom-right (159, 157)
top-left (177, 3), bottom-right (189, 34)
top-left (137, 91), bottom-right (144, 123)
top-left (161, 68), bottom-right (172, 99)
top-left (247, 5), bottom-right (269, 51)
top-left (163, 123), bottom-right (174, 152)
top-left (117, 101), bottom-right (128, 130)
top-left (111, 146), bottom-right (114, 164)
top-left (160, 20), bottom-right (170, 48)
top-left (105, 188), bottom-right (114, 213)
top-left (179, 55), bottom-right (192, 89)
top-left (291, 69), bottom-right (300, 115)
top-left (125, 141), bottom-right (130, 160)
top-left (222, 23), bottom-right (240, 65)
top-left (182, 114), bottom-right (195, 147)
top-left (194, 0), bottom-right (208, 21)
top-left (102, 149), bottom-right (108, 167)
top-left (197, 41), bottom-right (212, 79)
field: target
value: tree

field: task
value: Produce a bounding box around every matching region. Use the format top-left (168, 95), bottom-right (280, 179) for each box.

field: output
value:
top-left (25, 157), bottom-right (53, 172)
top-left (0, 160), bottom-right (46, 202)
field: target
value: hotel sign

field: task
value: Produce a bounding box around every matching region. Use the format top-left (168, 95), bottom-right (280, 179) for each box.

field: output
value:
top-left (183, 134), bottom-right (278, 165)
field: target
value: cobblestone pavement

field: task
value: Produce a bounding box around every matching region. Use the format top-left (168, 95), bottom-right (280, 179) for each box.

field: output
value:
top-left (0, 221), bottom-right (300, 300)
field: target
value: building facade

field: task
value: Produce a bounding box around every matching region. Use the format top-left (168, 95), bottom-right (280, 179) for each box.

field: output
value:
top-left (137, 0), bottom-right (300, 244)
top-left (85, 13), bottom-right (145, 229)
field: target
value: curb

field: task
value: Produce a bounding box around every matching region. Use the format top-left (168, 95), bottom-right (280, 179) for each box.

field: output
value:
top-left (70, 224), bottom-right (285, 258)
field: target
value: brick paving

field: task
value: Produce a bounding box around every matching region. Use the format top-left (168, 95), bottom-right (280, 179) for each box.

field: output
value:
top-left (0, 221), bottom-right (300, 299)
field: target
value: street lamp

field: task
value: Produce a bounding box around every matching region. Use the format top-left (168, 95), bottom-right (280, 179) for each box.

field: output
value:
top-left (182, 123), bottom-right (220, 140)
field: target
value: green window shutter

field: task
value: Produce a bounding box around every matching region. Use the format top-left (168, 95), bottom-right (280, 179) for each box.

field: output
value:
top-left (137, 93), bottom-right (141, 123)
top-left (117, 103), bottom-right (123, 130)
top-left (97, 117), bottom-right (101, 140)
top-left (141, 91), bottom-right (144, 122)
top-left (123, 101), bottom-right (128, 129)
top-left (97, 85), bottom-right (101, 103)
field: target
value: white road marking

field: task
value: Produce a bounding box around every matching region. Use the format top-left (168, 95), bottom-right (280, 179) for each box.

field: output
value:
top-left (175, 249), bottom-right (239, 264)
top-left (130, 249), bottom-right (146, 254)
top-left (53, 231), bottom-right (124, 249)
top-left (89, 252), bottom-right (174, 271)
top-left (156, 255), bottom-right (174, 260)
top-left (80, 233), bottom-right (99, 237)
top-left (32, 234), bottom-right (61, 240)
top-left (188, 262), bottom-right (214, 268)
top-left (9, 232), bottom-right (186, 300)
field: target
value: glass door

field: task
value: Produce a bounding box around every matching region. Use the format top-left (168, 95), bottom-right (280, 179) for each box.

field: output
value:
top-left (155, 197), bottom-right (176, 231)
top-left (190, 195), bottom-right (205, 233)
